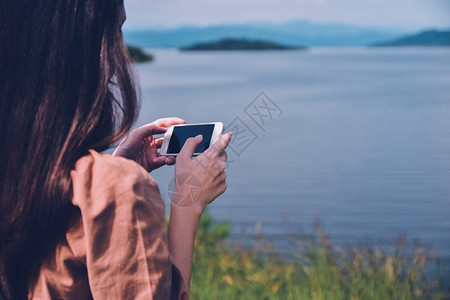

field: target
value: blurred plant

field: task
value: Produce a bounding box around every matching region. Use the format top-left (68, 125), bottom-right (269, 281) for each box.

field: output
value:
top-left (125, 45), bottom-right (153, 63)
top-left (189, 213), bottom-right (449, 300)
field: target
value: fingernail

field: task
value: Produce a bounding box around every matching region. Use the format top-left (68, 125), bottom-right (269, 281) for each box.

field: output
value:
top-left (195, 134), bottom-right (203, 141)
top-left (227, 131), bottom-right (232, 136)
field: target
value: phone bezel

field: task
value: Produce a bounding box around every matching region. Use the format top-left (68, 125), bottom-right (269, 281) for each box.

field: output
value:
top-left (160, 122), bottom-right (223, 156)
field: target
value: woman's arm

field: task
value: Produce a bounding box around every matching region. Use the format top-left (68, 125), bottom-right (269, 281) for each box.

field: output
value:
top-left (114, 122), bottom-right (231, 290)
top-left (168, 133), bottom-right (231, 287)
top-left (168, 206), bottom-right (201, 286)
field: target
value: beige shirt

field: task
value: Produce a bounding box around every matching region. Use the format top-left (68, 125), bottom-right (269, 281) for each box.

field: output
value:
top-left (29, 150), bottom-right (189, 299)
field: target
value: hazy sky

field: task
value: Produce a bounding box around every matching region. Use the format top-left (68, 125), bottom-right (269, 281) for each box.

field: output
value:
top-left (124, 0), bottom-right (450, 30)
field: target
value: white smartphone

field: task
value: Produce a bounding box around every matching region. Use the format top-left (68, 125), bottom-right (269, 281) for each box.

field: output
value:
top-left (160, 122), bottom-right (223, 156)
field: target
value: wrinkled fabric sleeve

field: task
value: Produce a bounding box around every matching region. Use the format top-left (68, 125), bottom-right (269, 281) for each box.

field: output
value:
top-left (70, 150), bottom-right (189, 300)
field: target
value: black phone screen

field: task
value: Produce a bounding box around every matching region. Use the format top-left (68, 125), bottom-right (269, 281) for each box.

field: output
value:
top-left (167, 124), bottom-right (215, 154)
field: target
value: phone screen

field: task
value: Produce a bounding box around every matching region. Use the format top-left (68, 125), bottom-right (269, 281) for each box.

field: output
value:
top-left (167, 124), bottom-right (215, 155)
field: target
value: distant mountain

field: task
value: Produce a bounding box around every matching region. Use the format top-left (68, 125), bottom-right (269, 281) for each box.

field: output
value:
top-left (372, 29), bottom-right (450, 46)
top-left (181, 38), bottom-right (305, 51)
top-left (124, 20), bottom-right (404, 48)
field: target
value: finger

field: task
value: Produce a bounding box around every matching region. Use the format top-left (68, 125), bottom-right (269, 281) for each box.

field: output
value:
top-left (216, 171), bottom-right (227, 182)
top-left (165, 157), bottom-right (176, 165)
top-left (210, 181), bottom-right (227, 204)
top-left (219, 181), bottom-right (228, 195)
top-left (204, 132), bottom-right (232, 158)
top-left (218, 160), bottom-right (227, 173)
top-left (178, 135), bottom-right (203, 160)
top-left (131, 123), bottom-right (167, 140)
top-left (218, 150), bottom-right (227, 162)
top-left (153, 117), bottom-right (186, 128)
top-left (152, 156), bottom-right (168, 169)
top-left (154, 137), bottom-right (164, 148)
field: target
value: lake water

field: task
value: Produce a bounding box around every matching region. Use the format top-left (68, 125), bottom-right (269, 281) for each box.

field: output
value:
top-left (133, 48), bottom-right (450, 262)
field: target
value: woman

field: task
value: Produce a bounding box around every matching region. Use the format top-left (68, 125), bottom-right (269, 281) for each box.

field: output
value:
top-left (0, 0), bottom-right (230, 299)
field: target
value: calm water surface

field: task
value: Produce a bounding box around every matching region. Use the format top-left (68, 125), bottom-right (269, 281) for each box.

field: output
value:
top-left (133, 48), bottom-right (450, 261)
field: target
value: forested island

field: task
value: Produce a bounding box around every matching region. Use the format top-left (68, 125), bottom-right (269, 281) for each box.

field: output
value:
top-left (181, 38), bottom-right (305, 51)
top-left (125, 45), bottom-right (153, 63)
top-left (373, 30), bottom-right (450, 46)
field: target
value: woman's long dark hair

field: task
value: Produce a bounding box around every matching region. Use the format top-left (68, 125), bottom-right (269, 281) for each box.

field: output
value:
top-left (0, 0), bottom-right (137, 298)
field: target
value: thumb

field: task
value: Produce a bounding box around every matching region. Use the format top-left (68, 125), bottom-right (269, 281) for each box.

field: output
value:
top-left (178, 135), bottom-right (203, 160)
top-left (131, 123), bottom-right (167, 140)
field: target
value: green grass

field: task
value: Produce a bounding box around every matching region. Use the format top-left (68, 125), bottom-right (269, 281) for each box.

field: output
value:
top-left (190, 213), bottom-right (449, 300)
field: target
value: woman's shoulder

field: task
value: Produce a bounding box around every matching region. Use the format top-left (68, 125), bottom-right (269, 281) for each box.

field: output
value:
top-left (30, 151), bottom-right (171, 299)
top-left (70, 150), bottom-right (162, 211)
top-left (72, 149), bottom-right (150, 181)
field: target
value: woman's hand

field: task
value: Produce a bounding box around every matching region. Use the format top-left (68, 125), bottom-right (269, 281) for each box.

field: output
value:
top-left (171, 132), bottom-right (232, 214)
top-left (168, 131), bottom-right (231, 287)
top-left (113, 117), bottom-right (186, 172)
